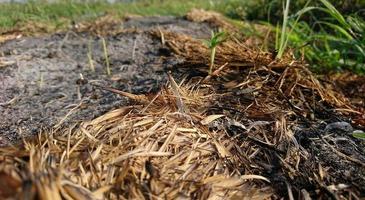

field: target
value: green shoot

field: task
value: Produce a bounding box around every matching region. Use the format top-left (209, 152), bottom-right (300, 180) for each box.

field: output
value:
top-left (203, 31), bottom-right (226, 74)
top-left (318, 0), bottom-right (350, 31)
top-left (277, 0), bottom-right (290, 59)
top-left (275, 0), bottom-right (313, 59)
top-left (101, 37), bottom-right (111, 76)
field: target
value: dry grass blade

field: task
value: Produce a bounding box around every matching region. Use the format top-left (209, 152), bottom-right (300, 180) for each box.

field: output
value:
top-left (168, 72), bottom-right (187, 113)
top-left (201, 114), bottom-right (225, 125)
top-left (91, 83), bottom-right (150, 104)
top-left (62, 181), bottom-right (99, 200)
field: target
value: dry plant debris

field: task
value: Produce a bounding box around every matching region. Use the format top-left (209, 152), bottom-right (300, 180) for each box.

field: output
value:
top-left (1, 63), bottom-right (364, 199)
top-left (1, 10), bottom-right (365, 200)
top-left (159, 30), bottom-right (303, 70)
top-left (185, 9), bottom-right (237, 32)
top-left (73, 15), bottom-right (124, 36)
top-left (0, 78), bottom-right (275, 199)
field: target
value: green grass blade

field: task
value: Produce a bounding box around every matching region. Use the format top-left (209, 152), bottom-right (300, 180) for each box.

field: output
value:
top-left (319, 22), bottom-right (353, 39)
top-left (277, 0), bottom-right (290, 58)
top-left (318, 0), bottom-right (350, 30)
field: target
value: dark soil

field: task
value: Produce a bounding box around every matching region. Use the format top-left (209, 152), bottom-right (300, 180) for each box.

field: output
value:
top-left (0, 16), bottom-right (213, 146)
top-left (293, 121), bottom-right (365, 198)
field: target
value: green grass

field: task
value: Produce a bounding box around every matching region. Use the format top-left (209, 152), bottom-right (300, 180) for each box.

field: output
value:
top-left (0, 0), bottom-right (242, 32)
top-left (227, 0), bottom-right (365, 24)
top-left (275, 0), bottom-right (365, 73)
top-left (276, 0), bottom-right (290, 59)
top-left (217, 0), bottom-right (365, 73)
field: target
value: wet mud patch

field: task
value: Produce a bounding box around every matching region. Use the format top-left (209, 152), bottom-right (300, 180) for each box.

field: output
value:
top-left (0, 16), bottom-right (213, 145)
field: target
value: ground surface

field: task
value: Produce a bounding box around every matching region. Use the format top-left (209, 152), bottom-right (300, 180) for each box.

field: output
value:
top-left (0, 16), bottom-right (212, 145)
top-left (0, 14), bottom-right (365, 200)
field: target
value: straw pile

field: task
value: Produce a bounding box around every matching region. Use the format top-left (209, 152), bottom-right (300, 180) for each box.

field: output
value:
top-left (161, 31), bottom-right (304, 70)
top-left (0, 74), bottom-right (276, 199)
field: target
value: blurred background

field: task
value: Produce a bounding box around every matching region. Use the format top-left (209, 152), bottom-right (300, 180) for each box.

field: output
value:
top-left (0, 0), bottom-right (364, 73)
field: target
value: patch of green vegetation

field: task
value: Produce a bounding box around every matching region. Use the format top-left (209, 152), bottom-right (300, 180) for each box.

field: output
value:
top-left (219, 0), bottom-right (365, 73)
top-left (225, 0), bottom-right (365, 24)
top-left (0, 0), bottom-right (239, 32)
top-left (273, 0), bottom-right (365, 73)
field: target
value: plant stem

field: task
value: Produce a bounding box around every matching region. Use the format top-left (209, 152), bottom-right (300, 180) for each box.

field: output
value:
top-left (210, 47), bottom-right (216, 74)
top-left (101, 37), bottom-right (111, 76)
top-left (87, 53), bottom-right (95, 72)
top-left (277, 0), bottom-right (290, 58)
top-left (87, 39), bottom-right (95, 72)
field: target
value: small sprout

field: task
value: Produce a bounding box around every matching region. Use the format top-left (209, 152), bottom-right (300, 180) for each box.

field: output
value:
top-left (352, 130), bottom-right (365, 139)
top-left (101, 37), bottom-right (111, 76)
top-left (203, 31), bottom-right (226, 74)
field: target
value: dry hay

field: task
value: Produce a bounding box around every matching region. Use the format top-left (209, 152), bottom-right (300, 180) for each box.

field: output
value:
top-left (1, 75), bottom-right (275, 199)
top-left (185, 9), bottom-right (237, 32)
top-left (0, 14), bottom-right (132, 41)
top-left (73, 15), bottom-right (126, 35)
top-left (158, 30), bottom-right (303, 70)
top-left (156, 30), bottom-right (354, 110)
top-left (185, 9), bottom-right (272, 49)
top-left (1, 15), bottom-right (365, 200)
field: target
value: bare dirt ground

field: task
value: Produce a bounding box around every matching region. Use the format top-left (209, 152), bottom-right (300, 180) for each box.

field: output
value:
top-left (0, 12), bottom-right (364, 199)
top-left (0, 16), bottom-right (212, 145)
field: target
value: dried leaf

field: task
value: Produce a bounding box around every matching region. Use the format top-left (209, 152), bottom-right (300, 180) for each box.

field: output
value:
top-left (201, 115), bottom-right (225, 125)
top-left (113, 150), bottom-right (172, 164)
